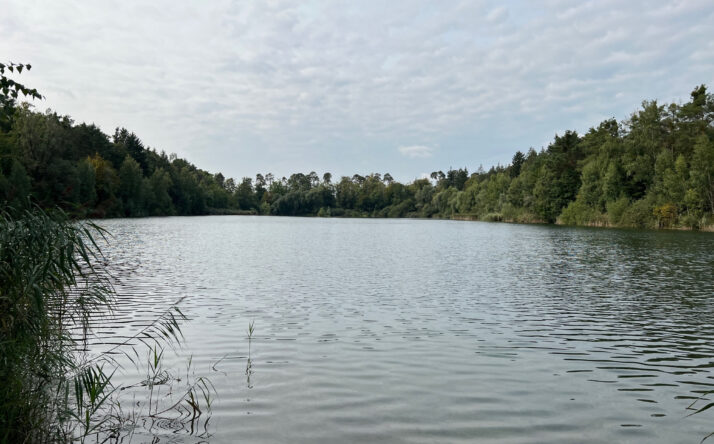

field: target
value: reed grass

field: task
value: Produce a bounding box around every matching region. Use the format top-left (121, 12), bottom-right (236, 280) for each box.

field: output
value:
top-left (0, 205), bottom-right (213, 443)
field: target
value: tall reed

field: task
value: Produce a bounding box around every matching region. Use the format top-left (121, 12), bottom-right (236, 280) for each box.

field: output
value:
top-left (0, 206), bottom-right (213, 443)
top-left (0, 205), bottom-right (112, 442)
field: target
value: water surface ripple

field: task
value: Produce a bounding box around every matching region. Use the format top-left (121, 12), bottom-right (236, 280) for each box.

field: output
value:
top-left (94, 216), bottom-right (714, 443)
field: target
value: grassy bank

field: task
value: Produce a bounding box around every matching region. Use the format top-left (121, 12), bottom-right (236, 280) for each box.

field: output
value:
top-left (449, 207), bottom-right (714, 232)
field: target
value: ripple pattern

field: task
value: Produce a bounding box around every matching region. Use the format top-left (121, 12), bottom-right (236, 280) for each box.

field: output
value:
top-left (90, 216), bottom-right (714, 443)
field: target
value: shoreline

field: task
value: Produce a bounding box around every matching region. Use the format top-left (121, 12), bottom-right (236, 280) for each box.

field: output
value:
top-left (87, 211), bottom-right (714, 233)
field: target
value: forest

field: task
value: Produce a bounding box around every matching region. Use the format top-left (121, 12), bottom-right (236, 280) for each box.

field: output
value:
top-left (1, 74), bottom-right (713, 229)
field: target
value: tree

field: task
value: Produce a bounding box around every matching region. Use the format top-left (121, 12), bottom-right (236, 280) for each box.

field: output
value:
top-left (12, 108), bottom-right (80, 208)
top-left (114, 128), bottom-right (149, 174)
top-left (118, 155), bottom-right (144, 216)
top-left (336, 176), bottom-right (358, 209)
top-left (308, 171), bottom-right (320, 188)
top-left (542, 131), bottom-right (583, 219)
top-left (445, 168), bottom-right (469, 190)
top-left (510, 151), bottom-right (525, 178)
top-left (602, 161), bottom-right (623, 203)
top-left (0, 62), bottom-right (42, 131)
top-left (224, 177), bottom-right (236, 193)
top-left (149, 168), bottom-right (174, 215)
top-left (691, 134), bottom-right (714, 214)
top-left (235, 177), bottom-right (256, 210)
top-left (577, 160), bottom-right (601, 209)
top-left (77, 158), bottom-right (97, 208)
top-left (288, 173), bottom-right (311, 191)
top-left (0, 160), bottom-right (31, 208)
top-left (255, 173), bottom-right (267, 202)
top-left (214, 172), bottom-right (225, 188)
top-left (88, 153), bottom-right (120, 216)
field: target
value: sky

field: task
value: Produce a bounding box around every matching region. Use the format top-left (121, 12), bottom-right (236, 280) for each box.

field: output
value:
top-left (2, 0), bottom-right (714, 182)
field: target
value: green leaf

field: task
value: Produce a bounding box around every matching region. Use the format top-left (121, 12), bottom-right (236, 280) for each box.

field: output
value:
top-left (690, 401), bottom-right (714, 416)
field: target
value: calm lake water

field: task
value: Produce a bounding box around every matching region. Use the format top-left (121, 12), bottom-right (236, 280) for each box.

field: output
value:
top-left (94, 216), bottom-right (714, 443)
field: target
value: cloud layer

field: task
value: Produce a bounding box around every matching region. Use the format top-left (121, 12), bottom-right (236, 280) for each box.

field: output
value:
top-left (2, 0), bottom-right (713, 180)
top-left (399, 145), bottom-right (433, 159)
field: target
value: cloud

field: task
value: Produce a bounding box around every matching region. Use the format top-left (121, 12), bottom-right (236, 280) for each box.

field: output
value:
top-left (398, 145), bottom-right (434, 158)
top-left (486, 6), bottom-right (509, 24)
top-left (1, 0), bottom-right (712, 181)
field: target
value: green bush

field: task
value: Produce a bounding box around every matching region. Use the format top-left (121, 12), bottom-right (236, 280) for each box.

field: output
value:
top-left (559, 200), bottom-right (588, 225)
top-left (619, 197), bottom-right (655, 228)
top-left (680, 212), bottom-right (703, 229)
top-left (606, 197), bottom-right (630, 226)
top-left (482, 213), bottom-right (503, 222)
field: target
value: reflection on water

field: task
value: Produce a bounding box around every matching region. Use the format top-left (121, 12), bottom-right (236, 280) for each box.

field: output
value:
top-left (93, 216), bottom-right (714, 443)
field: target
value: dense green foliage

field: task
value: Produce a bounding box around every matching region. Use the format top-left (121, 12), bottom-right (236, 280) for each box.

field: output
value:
top-left (1, 65), bottom-right (214, 443)
top-left (0, 206), bottom-right (115, 442)
top-left (1, 74), bottom-right (713, 228)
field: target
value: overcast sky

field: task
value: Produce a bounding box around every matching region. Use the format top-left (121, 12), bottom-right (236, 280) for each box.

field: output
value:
top-left (2, 0), bottom-right (713, 181)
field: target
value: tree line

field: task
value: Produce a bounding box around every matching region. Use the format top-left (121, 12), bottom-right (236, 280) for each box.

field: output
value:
top-left (1, 79), bottom-right (713, 229)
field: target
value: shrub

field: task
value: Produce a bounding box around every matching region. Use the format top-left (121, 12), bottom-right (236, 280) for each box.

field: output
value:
top-left (653, 203), bottom-right (678, 228)
top-left (482, 213), bottom-right (503, 222)
top-left (606, 197), bottom-right (630, 226)
top-left (619, 197), bottom-right (655, 228)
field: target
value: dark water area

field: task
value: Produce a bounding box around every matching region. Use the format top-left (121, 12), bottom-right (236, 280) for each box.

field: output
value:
top-left (93, 216), bottom-right (714, 443)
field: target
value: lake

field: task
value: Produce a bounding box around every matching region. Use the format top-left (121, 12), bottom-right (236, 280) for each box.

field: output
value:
top-left (93, 216), bottom-right (714, 443)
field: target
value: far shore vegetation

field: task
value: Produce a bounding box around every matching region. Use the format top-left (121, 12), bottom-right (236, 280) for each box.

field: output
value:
top-left (2, 65), bottom-right (713, 230)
